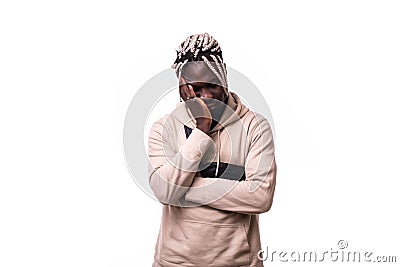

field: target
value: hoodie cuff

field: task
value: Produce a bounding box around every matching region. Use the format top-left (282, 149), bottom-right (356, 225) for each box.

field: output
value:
top-left (180, 128), bottom-right (213, 161)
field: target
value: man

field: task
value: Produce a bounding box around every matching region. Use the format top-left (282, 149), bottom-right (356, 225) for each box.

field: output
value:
top-left (147, 32), bottom-right (277, 267)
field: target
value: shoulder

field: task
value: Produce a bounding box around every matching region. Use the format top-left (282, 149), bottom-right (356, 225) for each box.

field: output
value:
top-left (148, 114), bottom-right (170, 136)
top-left (151, 114), bottom-right (169, 127)
top-left (241, 111), bottom-right (272, 136)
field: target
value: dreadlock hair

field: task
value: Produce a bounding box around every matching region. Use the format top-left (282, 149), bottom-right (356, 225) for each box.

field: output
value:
top-left (171, 33), bottom-right (228, 90)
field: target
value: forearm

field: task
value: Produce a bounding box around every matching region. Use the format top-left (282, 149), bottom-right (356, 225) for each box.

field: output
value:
top-left (185, 157), bottom-right (277, 214)
top-left (148, 127), bottom-right (213, 205)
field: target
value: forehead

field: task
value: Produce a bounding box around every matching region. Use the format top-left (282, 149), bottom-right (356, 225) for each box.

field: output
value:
top-left (181, 61), bottom-right (220, 83)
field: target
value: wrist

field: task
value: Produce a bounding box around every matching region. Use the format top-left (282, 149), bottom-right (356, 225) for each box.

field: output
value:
top-left (196, 124), bottom-right (210, 133)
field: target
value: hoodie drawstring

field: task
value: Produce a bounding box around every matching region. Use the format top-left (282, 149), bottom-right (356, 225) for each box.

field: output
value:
top-left (215, 130), bottom-right (220, 177)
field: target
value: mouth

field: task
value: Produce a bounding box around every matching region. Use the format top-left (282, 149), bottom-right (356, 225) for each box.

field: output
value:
top-left (206, 103), bottom-right (217, 109)
top-left (203, 100), bottom-right (220, 110)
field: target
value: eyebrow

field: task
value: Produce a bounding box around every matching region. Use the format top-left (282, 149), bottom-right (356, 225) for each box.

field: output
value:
top-left (182, 74), bottom-right (219, 81)
top-left (189, 81), bottom-right (220, 87)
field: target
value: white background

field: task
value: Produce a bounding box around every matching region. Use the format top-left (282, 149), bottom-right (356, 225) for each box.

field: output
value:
top-left (1, 0), bottom-right (399, 266)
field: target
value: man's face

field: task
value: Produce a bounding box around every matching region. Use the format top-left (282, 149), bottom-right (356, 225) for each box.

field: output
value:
top-left (180, 61), bottom-right (227, 115)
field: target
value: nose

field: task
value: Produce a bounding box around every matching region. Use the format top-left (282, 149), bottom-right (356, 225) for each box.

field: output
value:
top-left (198, 88), bottom-right (213, 99)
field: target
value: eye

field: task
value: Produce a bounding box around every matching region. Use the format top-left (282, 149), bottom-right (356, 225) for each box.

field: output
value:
top-left (192, 86), bottom-right (201, 93)
top-left (207, 83), bottom-right (219, 88)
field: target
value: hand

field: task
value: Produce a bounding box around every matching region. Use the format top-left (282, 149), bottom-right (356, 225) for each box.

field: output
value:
top-left (179, 77), bottom-right (212, 133)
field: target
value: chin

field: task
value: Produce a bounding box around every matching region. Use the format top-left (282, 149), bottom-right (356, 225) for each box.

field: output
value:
top-left (207, 105), bottom-right (216, 110)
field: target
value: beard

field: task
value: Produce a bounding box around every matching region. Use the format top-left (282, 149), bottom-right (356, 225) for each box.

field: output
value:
top-left (203, 94), bottom-right (228, 123)
top-left (208, 103), bottom-right (226, 123)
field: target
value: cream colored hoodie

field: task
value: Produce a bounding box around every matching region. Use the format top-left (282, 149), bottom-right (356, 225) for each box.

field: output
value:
top-left (148, 92), bottom-right (277, 267)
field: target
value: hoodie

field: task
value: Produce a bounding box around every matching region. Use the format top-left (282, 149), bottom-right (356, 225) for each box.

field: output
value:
top-left (147, 92), bottom-right (277, 267)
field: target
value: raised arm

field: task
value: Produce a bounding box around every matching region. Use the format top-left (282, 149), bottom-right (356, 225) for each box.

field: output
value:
top-left (147, 117), bottom-right (213, 205)
top-left (184, 114), bottom-right (277, 214)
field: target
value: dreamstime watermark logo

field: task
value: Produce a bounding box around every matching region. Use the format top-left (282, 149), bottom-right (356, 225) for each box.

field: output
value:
top-left (337, 239), bottom-right (348, 249)
top-left (123, 62), bottom-right (276, 205)
top-left (257, 240), bottom-right (397, 263)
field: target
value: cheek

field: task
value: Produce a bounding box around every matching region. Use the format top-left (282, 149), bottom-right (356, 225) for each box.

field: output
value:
top-left (215, 87), bottom-right (226, 101)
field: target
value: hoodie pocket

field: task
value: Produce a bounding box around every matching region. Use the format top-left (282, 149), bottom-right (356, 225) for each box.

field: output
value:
top-left (161, 219), bottom-right (250, 266)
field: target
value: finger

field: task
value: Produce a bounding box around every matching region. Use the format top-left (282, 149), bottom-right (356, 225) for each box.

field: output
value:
top-left (181, 77), bottom-right (195, 100)
top-left (179, 77), bottom-right (190, 100)
top-left (187, 84), bottom-right (196, 99)
top-left (179, 85), bottom-right (188, 101)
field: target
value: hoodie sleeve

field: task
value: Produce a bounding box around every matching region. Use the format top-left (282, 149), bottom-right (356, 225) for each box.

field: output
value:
top-left (184, 114), bottom-right (277, 214)
top-left (148, 117), bottom-right (214, 205)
